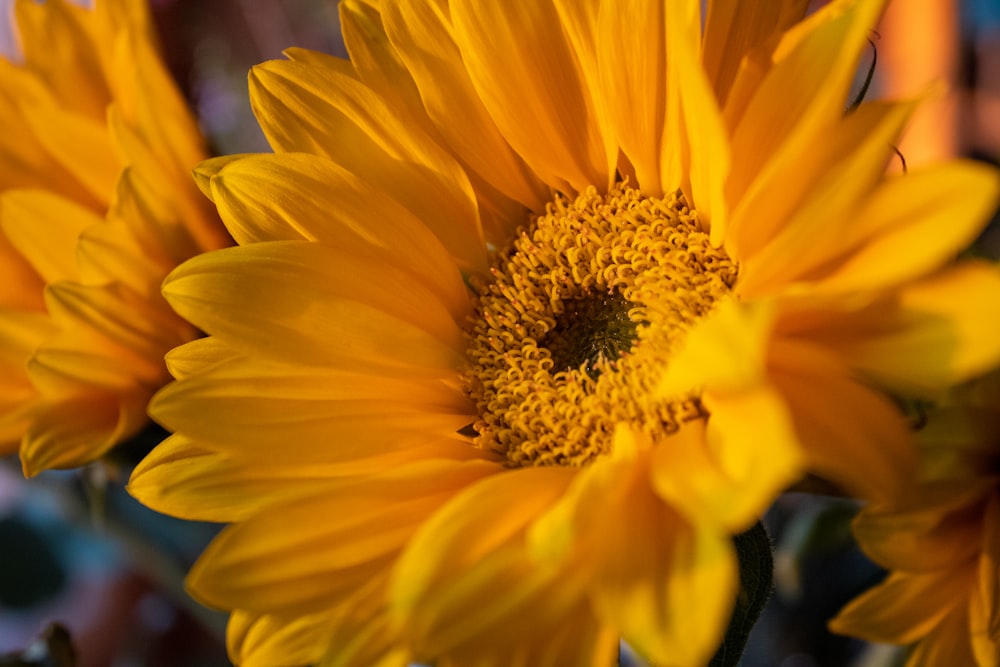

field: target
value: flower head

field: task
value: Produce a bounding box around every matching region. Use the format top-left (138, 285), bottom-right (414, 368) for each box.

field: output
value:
top-left (831, 374), bottom-right (1000, 666)
top-left (0, 0), bottom-right (229, 475)
top-left (130, 0), bottom-right (1000, 664)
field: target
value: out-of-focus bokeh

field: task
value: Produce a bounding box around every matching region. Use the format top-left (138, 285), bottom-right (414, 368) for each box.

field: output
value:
top-left (0, 1), bottom-right (998, 665)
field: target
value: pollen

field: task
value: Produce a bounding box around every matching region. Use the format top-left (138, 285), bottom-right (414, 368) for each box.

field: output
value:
top-left (463, 182), bottom-right (738, 468)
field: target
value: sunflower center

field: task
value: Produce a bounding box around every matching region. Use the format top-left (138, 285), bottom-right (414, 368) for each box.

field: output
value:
top-left (463, 183), bottom-right (738, 468)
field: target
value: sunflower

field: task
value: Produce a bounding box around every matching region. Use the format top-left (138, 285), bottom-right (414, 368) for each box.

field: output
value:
top-left (831, 374), bottom-right (1000, 666)
top-left (129, 0), bottom-right (1000, 664)
top-left (0, 0), bottom-right (229, 475)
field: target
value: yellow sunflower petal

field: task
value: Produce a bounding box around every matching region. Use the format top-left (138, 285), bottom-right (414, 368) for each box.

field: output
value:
top-left (660, 298), bottom-right (773, 396)
top-left (206, 153), bottom-right (469, 310)
top-left (105, 106), bottom-right (225, 255)
top-left (105, 166), bottom-right (213, 267)
top-left (656, 300), bottom-right (804, 526)
top-left (0, 190), bottom-right (100, 283)
top-left (248, 57), bottom-right (487, 268)
top-left (392, 466), bottom-right (575, 605)
top-left (162, 241), bottom-right (467, 375)
top-left (319, 584), bottom-right (412, 667)
top-left (390, 467), bottom-right (577, 653)
top-left (128, 434), bottom-right (330, 523)
top-left (188, 459), bottom-right (500, 616)
top-left (339, 1), bottom-right (424, 119)
top-left (191, 154), bottom-right (252, 200)
top-left (433, 602), bottom-right (616, 667)
top-left (726, 0), bottom-right (887, 255)
top-left (227, 610), bottom-right (338, 667)
top-left (663, 0), bottom-right (731, 241)
top-left (809, 162), bottom-right (1000, 293)
top-left (534, 426), bottom-right (738, 666)
top-left (449, 0), bottom-right (610, 192)
top-left (830, 569), bottom-right (968, 645)
top-left (20, 392), bottom-right (146, 476)
top-left (20, 106), bottom-right (120, 206)
top-left (149, 356), bottom-right (475, 465)
top-left (906, 603), bottom-right (979, 667)
top-left (593, 0), bottom-right (665, 193)
top-left (976, 497), bottom-right (1000, 659)
top-left (735, 98), bottom-right (918, 292)
top-left (378, 0), bottom-right (548, 210)
top-left (39, 281), bottom-right (183, 382)
top-left (162, 336), bottom-right (250, 380)
top-left (769, 341), bottom-right (915, 503)
top-left (703, 386), bottom-right (803, 527)
top-left (604, 518), bottom-right (735, 667)
top-left (852, 479), bottom-right (992, 571)
top-left (113, 31), bottom-right (208, 181)
top-left (408, 544), bottom-right (588, 661)
top-left (0, 311), bottom-right (49, 447)
top-left (833, 263), bottom-right (1000, 393)
top-left (702, 0), bottom-right (810, 105)
top-left (339, 0), bottom-right (531, 250)
top-left (280, 45), bottom-right (357, 72)
top-left (13, 0), bottom-right (109, 118)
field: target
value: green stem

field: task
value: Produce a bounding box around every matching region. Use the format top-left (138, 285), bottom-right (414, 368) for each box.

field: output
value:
top-left (709, 522), bottom-right (773, 667)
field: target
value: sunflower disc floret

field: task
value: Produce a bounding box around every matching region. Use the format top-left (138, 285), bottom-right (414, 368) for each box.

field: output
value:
top-left (465, 182), bottom-right (739, 467)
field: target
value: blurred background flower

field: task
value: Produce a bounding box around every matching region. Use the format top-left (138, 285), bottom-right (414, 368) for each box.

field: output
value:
top-left (0, 0), bottom-right (229, 475)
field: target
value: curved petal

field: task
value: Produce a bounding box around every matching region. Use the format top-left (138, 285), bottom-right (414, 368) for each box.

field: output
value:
top-left (128, 434), bottom-right (334, 523)
top-left (379, 0), bottom-right (548, 210)
top-left (149, 355), bottom-right (476, 465)
top-left (828, 264), bottom-right (1000, 394)
top-left (657, 300), bottom-right (803, 528)
top-left (450, 0), bottom-right (610, 193)
top-left (13, 0), bottom-right (109, 118)
top-left (807, 163), bottom-right (1000, 294)
top-left (853, 479), bottom-right (991, 572)
top-left (390, 466), bottom-right (578, 657)
top-left (906, 601), bottom-right (978, 667)
top-left (20, 391), bottom-right (147, 476)
top-left (769, 339), bottom-right (916, 504)
top-left (735, 99), bottom-right (919, 293)
top-left (830, 569), bottom-right (971, 645)
top-left (556, 0), bottom-right (667, 196)
top-left (1, 189), bottom-right (101, 283)
top-left (535, 427), bottom-right (737, 666)
top-left (162, 241), bottom-right (468, 376)
top-left (227, 610), bottom-right (338, 667)
top-left (248, 56), bottom-right (487, 269)
top-left (188, 459), bottom-right (501, 616)
top-left (205, 153), bottom-right (469, 311)
top-left (663, 0), bottom-right (731, 241)
top-left (725, 0), bottom-right (888, 255)
top-left (702, 0), bottom-right (810, 105)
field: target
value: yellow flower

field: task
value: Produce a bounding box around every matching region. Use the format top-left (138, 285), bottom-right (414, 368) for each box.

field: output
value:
top-left (0, 0), bottom-right (229, 475)
top-left (831, 375), bottom-right (1000, 666)
top-left (129, 0), bottom-right (1000, 664)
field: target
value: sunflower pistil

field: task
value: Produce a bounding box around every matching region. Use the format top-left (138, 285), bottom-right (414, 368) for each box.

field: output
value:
top-left (542, 289), bottom-right (638, 379)
top-left (464, 182), bottom-right (738, 469)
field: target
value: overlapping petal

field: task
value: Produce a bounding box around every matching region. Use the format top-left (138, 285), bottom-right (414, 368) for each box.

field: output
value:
top-left (0, 0), bottom-right (229, 473)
